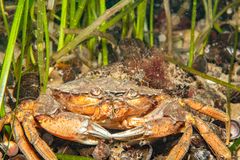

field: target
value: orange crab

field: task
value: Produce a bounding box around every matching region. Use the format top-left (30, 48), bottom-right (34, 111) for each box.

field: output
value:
top-left (0, 75), bottom-right (231, 159)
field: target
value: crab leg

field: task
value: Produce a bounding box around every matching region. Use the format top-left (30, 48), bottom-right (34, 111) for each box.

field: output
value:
top-left (11, 118), bottom-right (40, 160)
top-left (123, 99), bottom-right (184, 128)
top-left (182, 99), bottom-right (231, 144)
top-left (0, 114), bottom-right (40, 159)
top-left (182, 99), bottom-right (229, 122)
top-left (22, 116), bottom-right (57, 160)
top-left (111, 126), bottom-right (145, 140)
top-left (193, 116), bottom-right (231, 160)
top-left (166, 125), bottom-right (192, 160)
top-left (112, 117), bottom-right (183, 140)
top-left (36, 112), bottom-right (112, 145)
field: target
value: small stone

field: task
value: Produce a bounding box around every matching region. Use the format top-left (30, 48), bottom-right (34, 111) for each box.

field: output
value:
top-left (92, 141), bottom-right (110, 160)
top-left (0, 141), bottom-right (19, 157)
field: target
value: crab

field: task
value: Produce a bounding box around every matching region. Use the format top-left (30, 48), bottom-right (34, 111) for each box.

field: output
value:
top-left (0, 75), bottom-right (231, 159)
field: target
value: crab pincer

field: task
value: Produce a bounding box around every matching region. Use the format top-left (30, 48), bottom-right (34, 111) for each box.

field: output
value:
top-left (36, 112), bottom-right (112, 145)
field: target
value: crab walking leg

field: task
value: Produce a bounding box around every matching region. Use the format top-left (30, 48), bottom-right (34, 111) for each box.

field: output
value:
top-left (35, 112), bottom-right (112, 145)
top-left (182, 99), bottom-right (231, 144)
top-left (112, 117), bottom-right (184, 140)
top-left (22, 117), bottom-right (57, 160)
top-left (182, 99), bottom-right (229, 122)
top-left (194, 116), bottom-right (231, 159)
top-left (111, 126), bottom-right (146, 140)
top-left (11, 118), bottom-right (40, 160)
top-left (123, 100), bottom-right (185, 128)
top-left (166, 125), bottom-right (192, 160)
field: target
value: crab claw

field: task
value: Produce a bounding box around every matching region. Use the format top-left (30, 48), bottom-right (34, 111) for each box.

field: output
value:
top-left (87, 122), bottom-right (112, 139)
top-left (112, 117), bottom-right (184, 141)
top-left (36, 112), bottom-right (112, 145)
top-left (112, 126), bottom-right (145, 140)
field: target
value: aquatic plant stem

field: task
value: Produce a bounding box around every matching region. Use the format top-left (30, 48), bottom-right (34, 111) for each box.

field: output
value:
top-left (100, 0), bottom-right (143, 32)
top-left (37, 0), bottom-right (45, 93)
top-left (163, 0), bottom-right (172, 55)
top-left (99, 0), bottom-right (108, 65)
top-left (136, 0), bottom-right (147, 40)
top-left (195, 0), bottom-right (240, 54)
top-left (0, 0), bottom-right (25, 116)
top-left (65, 0), bottom-right (87, 44)
top-left (213, 0), bottom-right (219, 16)
top-left (15, 0), bottom-right (30, 103)
top-left (188, 0), bottom-right (197, 67)
top-left (2, 2), bottom-right (30, 158)
top-left (53, 0), bottom-right (132, 61)
top-left (42, 0), bottom-right (50, 92)
top-left (86, 0), bottom-right (97, 59)
top-left (0, 0), bottom-right (9, 35)
top-left (69, 0), bottom-right (75, 27)
top-left (228, 25), bottom-right (239, 147)
top-left (165, 56), bottom-right (240, 92)
top-left (58, 0), bottom-right (67, 50)
top-left (149, 0), bottom-right (154, 47)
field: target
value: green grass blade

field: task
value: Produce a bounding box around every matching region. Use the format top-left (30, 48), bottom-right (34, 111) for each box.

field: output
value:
top-left (42, 0), bottom-right (50, 92)
top-left (53, 0), bottom-right (132, 61)
top-left (100, 0), bottom-right (143, 32)
top-left (165, 56), bottom-right (240, 92)
top-left (0, 0), bottom-right (25, 116)
top-left (65, 0), bottom-right (87, 44)
top-left (135, 0), bottom-right (147, 40)
top-left (15, 0), bottom-right (30, 103)
top-left (188, 0), bottom-right (197, 67)
top-left (194, 0), bottom-right (240, 50)
top-left (99, 0), bottom-right (108, 65)
top-left (56, 154), bottom-right (94, 160)
top-left (149, 0), bottom-right (154, 47)
top-left (73, 0), bottom-right (87, 27)
top-left (58, 0), bottom-right (68, 50)
top-left (37, 0), bottom-right (45, 93)
top-left (69, 0), bottom-right (76, 26)
top-left (0, 0), bottom-right (10, 35)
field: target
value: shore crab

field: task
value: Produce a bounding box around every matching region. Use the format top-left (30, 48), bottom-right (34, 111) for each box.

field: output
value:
top-left (0, 73), bottom-right (231, 159)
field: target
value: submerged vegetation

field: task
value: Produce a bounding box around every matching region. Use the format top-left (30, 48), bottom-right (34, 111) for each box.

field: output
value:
top-left (0, 0), bottom-right (240, 159)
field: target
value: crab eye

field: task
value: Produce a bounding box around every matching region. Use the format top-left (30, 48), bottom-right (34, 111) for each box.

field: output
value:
top-left (126, 89), bottom-right (138, 98)
top-left (90, 87), bottom-right (102, 96)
